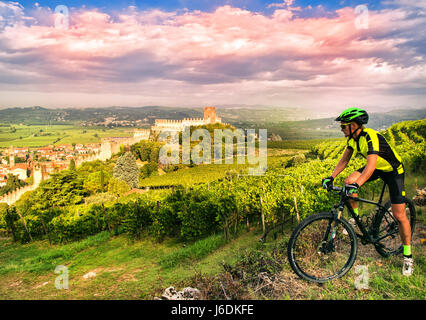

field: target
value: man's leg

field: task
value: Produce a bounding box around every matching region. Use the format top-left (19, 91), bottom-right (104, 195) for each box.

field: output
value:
top-left (393, 202), bottom-right (413, 276)
top-left (387, 172), bottom-right (412, 254)
top-left (387, 170), bottom-right (413, 276)
top-left (392, 203), bottom-right (411, 248)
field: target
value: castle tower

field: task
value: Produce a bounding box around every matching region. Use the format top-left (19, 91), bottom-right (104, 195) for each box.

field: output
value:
top-left (204, 106), bottom-right (221, 124)
top-left (100, 139), bottom-right (112, 161)
top-left (33, 163), bottom-right (47, 187)
top-left (9, 146), bottom-right (15, 168)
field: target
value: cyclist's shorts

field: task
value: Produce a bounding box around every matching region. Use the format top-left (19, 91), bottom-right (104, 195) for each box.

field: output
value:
top-left (356, 166), bottom-right (405, 204)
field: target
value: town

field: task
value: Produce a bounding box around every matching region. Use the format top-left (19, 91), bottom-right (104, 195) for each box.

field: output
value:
top-left (0, 107), bottom-right (224, 204)
top-left (0, 143), bottom-right (100, 186)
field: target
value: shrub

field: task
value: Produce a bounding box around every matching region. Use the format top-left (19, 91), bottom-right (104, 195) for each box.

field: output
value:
top-left (178, 191), bottom-right (220, 241)
top-left (122, 199), bottom-right (155, 240)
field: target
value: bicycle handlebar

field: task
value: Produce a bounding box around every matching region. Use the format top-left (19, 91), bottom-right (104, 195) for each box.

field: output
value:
top-left (326, 185), bottom-right (359, 202)
top-left (322, 185), bottom-right (343, 193)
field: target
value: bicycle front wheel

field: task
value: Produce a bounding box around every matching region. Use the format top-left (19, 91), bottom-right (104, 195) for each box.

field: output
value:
top-left (287, 212), bottom-right (358, 283)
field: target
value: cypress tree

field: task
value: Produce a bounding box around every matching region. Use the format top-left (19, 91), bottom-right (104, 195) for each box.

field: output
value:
top-left (113, 152), bottom-right (139, 189)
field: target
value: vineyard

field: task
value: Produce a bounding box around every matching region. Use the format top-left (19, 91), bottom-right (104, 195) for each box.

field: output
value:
top-left (312, 119), bottom-right (425, 172)
top-left (0, 119), bottom-right (424, 246)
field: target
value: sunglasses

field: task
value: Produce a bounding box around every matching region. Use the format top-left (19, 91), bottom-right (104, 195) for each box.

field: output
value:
top-left (340, 123), bottom-right (352, 129)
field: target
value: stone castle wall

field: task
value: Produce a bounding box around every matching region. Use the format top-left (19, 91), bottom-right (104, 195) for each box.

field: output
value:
top-left (0, 164), bottom-right (45, 206)
top-left (152, 107), bottom-right (222, 132)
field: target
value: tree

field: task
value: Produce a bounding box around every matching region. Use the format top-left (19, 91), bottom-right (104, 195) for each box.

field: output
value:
top-left (113, 152), bottom-right (139, 189)
top-left (31, 170), bottom-right (87, 210)
top-left (107, 177), bottom-right (130, 196)
top-left (84, 170), bottom-right (111, 194)
top-left (150, 146), bottom-right (159, 163)
top-left (131, 140), bottom-right (163, 162)
top-left (140, 162), bottom-right (158, 179)
top-left (69, 158), bottom-right (76, 171)
top-left (14, 189), bottom-right (35, 216)
top-left (0, 174), bottom-right (27, 197)
top-left (100, 169), bottom-right (106, 192)
top-left (119, 144), bottom-right (125, 156)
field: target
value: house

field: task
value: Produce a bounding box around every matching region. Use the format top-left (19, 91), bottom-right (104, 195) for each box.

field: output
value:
top-left (9, 163), bottom-right (29, 180)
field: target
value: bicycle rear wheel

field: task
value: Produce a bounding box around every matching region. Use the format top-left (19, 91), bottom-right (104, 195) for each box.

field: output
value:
top-left (373, 198), bottom-right (416, 257)
top-left (287, 212), bottom-right (358, 283)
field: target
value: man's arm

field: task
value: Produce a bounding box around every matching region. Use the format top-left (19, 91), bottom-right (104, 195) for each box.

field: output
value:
top-left (331, 147), bottom-right (353, 178)
top-left (353, 154), bottom-right (377, 186)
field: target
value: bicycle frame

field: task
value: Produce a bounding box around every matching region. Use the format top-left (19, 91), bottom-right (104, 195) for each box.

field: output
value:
top-left (332, 182), bottom-right (394, 245)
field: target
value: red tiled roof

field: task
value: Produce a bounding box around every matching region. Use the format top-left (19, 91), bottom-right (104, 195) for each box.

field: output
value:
top-left (11, 163), bottom-right (28, 170)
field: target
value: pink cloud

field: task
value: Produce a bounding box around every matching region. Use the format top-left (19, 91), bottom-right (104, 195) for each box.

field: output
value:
top-left (0, 2), bottom-right (424, 110)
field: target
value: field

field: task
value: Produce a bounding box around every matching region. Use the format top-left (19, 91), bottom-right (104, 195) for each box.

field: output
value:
top-left (0, 124), bottom-right (133, 148)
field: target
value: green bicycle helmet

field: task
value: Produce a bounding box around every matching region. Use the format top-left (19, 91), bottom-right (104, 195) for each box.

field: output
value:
top-left (335, 107), bottom-right (369, 125)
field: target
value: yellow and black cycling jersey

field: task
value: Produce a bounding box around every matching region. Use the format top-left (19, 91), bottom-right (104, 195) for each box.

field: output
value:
top-left (346, 128), bottom-right (404, 173)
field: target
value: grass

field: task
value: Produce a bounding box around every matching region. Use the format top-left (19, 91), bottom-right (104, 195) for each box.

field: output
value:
top-left (296, 251), bottom-right (426, 300)
top-left (0, 231), bottom-right (111, 275)
top-left (159, 233), bottom-right (227, 269)
top-left (0, 229), bottom-right (260, 300)
top-left (1, 212), bottom-right (423, 300)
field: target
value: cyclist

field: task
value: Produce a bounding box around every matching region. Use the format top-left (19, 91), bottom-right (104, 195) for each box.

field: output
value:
top-left (322, 107), bottom-right (413, 276)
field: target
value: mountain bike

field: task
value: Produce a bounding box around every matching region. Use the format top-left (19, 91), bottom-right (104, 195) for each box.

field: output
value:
top-left (287, 181), bottom-right (416, 283)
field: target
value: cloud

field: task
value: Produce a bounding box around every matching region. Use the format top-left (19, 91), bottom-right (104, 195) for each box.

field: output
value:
top-left (0, 2), bottom-right (424, 109)
top-left (382, 0), bottom-right (426, 9)
top-left (0, 1), bottom-right (25, 28)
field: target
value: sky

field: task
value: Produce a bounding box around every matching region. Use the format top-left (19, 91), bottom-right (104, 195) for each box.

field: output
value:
top-left (0, 0), bottom-right (425, 112)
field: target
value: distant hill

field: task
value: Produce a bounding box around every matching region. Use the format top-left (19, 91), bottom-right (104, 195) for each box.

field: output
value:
top-left (0, 106), bottom-right (203, 126)
top-left (283, 109), bottom-right (426, 131)
top-left (0, 106), bottom-right (424, 134)
top-left (230, 108), bottom-right (426, 140)
top-left (0, 105), bottom-right (322, 125)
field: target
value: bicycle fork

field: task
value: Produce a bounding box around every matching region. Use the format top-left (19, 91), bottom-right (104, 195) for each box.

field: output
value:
top-left (320, 206), bottom-right (343, 254)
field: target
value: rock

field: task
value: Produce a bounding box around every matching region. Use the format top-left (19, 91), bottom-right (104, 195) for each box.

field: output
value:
top-left (413, 188), bottom-right (426, 206)
top-left (162, 286), bottom-right (178, 299)
top-left (34, 281), bottom-right (49, 289)
top-left (181, 287), bottom-right (201, 300)
top-left (159, 286), bottom-right (201, 300)
top-left (83, 271), bottom-right (97, 279)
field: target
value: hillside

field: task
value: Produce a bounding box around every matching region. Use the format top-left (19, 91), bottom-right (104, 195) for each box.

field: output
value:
top-left (0, 119), bottom-right (424, 300)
